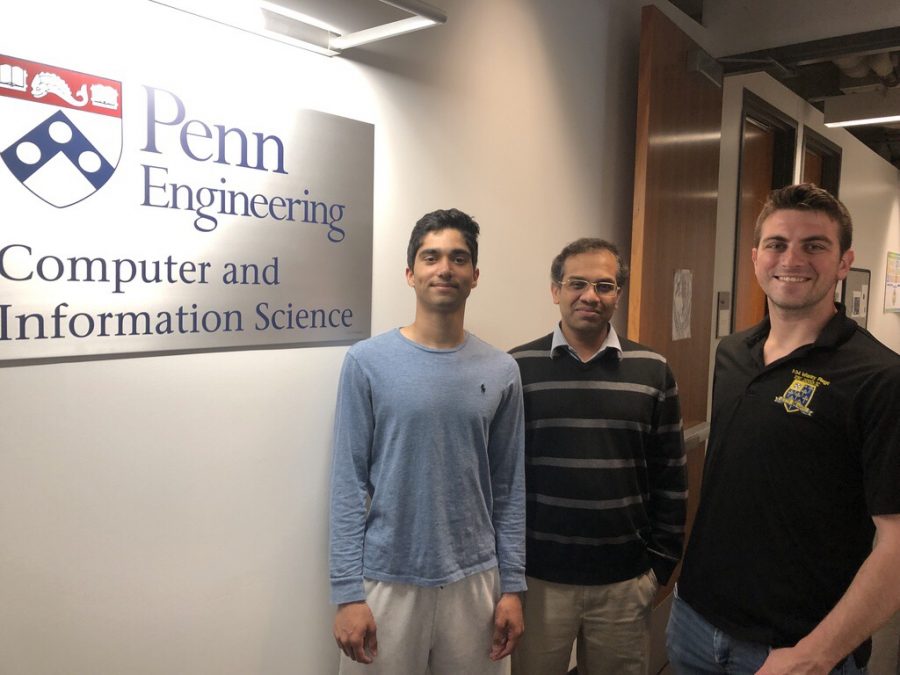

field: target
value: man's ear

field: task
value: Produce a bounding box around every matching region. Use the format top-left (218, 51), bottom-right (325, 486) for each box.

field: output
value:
top-left (837, 249), bottom-right (855, 280)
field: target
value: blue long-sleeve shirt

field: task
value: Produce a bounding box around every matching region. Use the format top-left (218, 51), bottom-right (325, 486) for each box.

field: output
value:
top-left (329, 329), bottom-right (526, 605)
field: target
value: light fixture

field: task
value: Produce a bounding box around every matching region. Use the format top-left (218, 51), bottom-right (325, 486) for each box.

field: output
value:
top-left (148, 0), bottom-right (446, 57)
top-left (331, 15), bottom-right (437, 50)
top-left (331, 0), bottom-right (446, 50)
top-left (258, 1), bottom-right (341, 34)
top-left (824, 88), bottom-right (900, 128)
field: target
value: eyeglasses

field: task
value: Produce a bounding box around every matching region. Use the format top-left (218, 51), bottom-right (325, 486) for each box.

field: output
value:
top-left (559, 278), bottom-right (619, 295)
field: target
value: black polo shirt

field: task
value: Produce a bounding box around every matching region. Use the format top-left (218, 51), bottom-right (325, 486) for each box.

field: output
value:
top-left (679, 306), bottom-right (900, 663)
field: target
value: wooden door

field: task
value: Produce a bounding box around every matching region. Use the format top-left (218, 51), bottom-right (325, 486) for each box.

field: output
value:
top-left (731, 94), bottom-right (797, 333)
top-left (803, 147), bottom-right (824, 185)
top-left (630, 6), bottom-right (722, 431)
top-left (803, 128), bottom-right (842, 195)
top-left (629, 8), bottom-right (722, 673)
top-left (733, 118), bottom-right (773, 332)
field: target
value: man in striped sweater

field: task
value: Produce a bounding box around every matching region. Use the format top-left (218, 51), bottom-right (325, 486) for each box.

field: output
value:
top-left (509, 238), bottom-right (686, 675)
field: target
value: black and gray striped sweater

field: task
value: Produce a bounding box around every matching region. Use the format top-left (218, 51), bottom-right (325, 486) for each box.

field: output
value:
top-left (510, 332), bottom-right (687, 585)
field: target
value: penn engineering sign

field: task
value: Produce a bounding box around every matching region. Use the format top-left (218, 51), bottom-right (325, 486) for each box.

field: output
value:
top-left (0, 54), bottom-right (373, 363)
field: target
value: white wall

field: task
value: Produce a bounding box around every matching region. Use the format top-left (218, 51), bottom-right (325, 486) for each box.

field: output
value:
top-left (0, 1), bottom-right (650, 673)
top-left (832, 130), bottom-right (900, 352)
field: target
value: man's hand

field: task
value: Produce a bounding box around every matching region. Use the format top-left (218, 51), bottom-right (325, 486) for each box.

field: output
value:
top-left (757, 515), bottom-right (900, 675)
top-left (489, 592), bottom-right (524, 661)
top-left (333, 601), bottom-right (378, 664)
top-left (755, 646), bottom-right (830, 675)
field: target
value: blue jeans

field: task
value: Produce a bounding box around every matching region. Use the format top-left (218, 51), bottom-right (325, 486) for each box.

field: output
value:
top-left (665, 591), bottom-right (866, 675)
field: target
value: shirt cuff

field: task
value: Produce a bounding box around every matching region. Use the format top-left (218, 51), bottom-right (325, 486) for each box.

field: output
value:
top-left (330, 575), bottom-right (366, 605)
top-left (499, 567), bottom-right (527, 594)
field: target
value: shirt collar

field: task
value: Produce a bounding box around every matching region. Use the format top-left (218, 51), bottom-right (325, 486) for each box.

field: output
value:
top-left (551, 322), bottom-right (622, 363)
top-left (744, 303), bottom-right (859, 362)
top-left (815, 303), bottom-right (859, 347)
top-left (744, 303), bottom-right (858, 357)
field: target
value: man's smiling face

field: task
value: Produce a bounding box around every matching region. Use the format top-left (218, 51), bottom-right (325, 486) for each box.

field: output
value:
top-left (406, 228), bottom-right (479, 313)
top-left (752, 209), bottom-right (852, 317)
top-left (551, 249), bottom-right (621, 341)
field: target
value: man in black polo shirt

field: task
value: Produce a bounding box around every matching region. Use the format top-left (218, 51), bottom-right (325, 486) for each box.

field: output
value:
top-left (510, 238), bottom-right (686, 675)
top-left (668, 184), bottom-right (900, 674)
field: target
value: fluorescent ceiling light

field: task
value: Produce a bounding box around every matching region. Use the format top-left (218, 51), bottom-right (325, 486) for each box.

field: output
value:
top-left (261, 33), bottom-right (339, 58)
top-left (258, 1), bottom-right (341, 34)
top-left (380, 0), bottom-right (446, 24)
top-left (824, 88), bottom-right (900, 128)
top-left (330, 16), bottom-right (439, 50)
top-left (825, 114), bottom-right (900, 128)
top-left (149, 0), bottom-right (339, 55)
top-left (148, 0), bottom-right (446, 57)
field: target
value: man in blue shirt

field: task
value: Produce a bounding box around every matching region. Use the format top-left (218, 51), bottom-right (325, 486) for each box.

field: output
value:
top-left (329, 208), bottom-right (526, 674)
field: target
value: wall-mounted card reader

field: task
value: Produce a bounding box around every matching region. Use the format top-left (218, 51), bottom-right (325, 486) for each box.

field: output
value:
top-left (717, 291), bottom-right (731, 338)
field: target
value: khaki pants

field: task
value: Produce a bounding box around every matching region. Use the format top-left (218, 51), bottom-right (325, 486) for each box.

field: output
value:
top-left (511, 572), bottom-right (658, 675)
top-left (339, 568), bottom-right (504, 675)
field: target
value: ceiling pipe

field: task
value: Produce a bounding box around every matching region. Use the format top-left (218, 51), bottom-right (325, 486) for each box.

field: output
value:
top-left (833, 54), bottom-right (870, 78)
top-left (832, 52), bottom-right (899, 88)
top-left (868, 51), bottom-right (898, 87)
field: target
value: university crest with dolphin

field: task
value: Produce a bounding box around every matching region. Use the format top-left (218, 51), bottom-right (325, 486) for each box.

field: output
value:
top-left (0, 54), bottom-right (122, 207)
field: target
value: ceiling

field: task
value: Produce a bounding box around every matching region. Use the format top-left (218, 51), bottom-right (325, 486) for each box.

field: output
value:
top-left (720, 28), bottom-right (900, 169)
top-left (252, 1), bottom-right (900, 168)
top-left (667, 0), bottom-right (900, 169)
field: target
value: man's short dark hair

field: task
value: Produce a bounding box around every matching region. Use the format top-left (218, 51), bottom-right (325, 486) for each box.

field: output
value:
top-left (406, 208), bottom-right (480, 270)
top-left (754, 183), bottom-right (853, 253)
top-left (550, 238), bottom-right (630, 288)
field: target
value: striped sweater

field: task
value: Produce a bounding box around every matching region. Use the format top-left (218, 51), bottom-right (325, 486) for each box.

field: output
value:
top-left (510, 331), bottom-right (686, 585)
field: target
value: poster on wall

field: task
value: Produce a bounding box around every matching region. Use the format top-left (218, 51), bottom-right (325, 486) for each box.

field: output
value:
top-left (885, 251), bottom-right (900, 313)
top-left (0, 53), bottom-right (373, 365)
top-left (672, 269), bottom-right (692, 341)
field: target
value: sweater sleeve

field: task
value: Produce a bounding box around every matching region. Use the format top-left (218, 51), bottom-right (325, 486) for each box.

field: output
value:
top-left (645, 363), bottom-right (687, 585)
top-left (488, 363), bottom-right (527, 594)
top-left (329, 352), bottom-right (374, 605)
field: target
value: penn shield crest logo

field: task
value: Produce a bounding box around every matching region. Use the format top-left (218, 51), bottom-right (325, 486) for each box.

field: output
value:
top-left (0, 54), bottom-right (122, 207)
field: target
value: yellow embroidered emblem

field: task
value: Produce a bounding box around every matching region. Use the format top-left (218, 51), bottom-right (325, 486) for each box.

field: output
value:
top-left (773, 370), bottom-right (829, 416)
